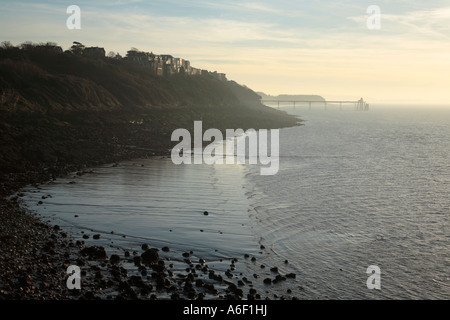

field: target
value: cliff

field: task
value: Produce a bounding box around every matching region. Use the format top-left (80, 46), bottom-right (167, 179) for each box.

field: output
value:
top-left (0, 45), bottom-right (299, 194)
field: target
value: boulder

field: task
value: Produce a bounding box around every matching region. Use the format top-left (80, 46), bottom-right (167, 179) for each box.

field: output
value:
top-left (141, 248), bottom-right (159, 264)
top-left (80, 246), bottom-right (107, 260)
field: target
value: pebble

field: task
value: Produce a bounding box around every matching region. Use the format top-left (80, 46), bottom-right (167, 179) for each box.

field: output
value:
top-left (133, 256), bottom-right (141, 266)
top-left (109, 254), bottom-right (121, 265)
top-left (0, 196), bottom-right (302, 301)
top-left (273, 275), bottom-right (286, 283)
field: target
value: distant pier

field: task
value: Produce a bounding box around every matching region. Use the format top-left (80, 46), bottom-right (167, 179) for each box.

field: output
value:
top-left (261, 98), bottom-right (369, 111)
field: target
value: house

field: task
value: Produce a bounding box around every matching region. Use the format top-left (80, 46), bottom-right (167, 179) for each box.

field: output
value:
top-left (210, 71), bottom-right (227, 81)
top-left (190, 67), bottom-right (201, 75)
top-left (125, 50), bottom-right (148, 63)
top-left (121, 48), bottom-right (226, 79)
top-left (183, 60), bottom-right (191, 74)
top-left (173, 57), bottom-right (183, 67)
top-left (83, 47), bottom-right (105, 58)
top-left (160, 54), bottom-right (173, 65)
top-left (160, 55), bottom-right (176, 76)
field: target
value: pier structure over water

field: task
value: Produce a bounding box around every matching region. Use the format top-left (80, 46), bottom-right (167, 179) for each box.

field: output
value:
top-left (261, 97), bottom-right (369, 111)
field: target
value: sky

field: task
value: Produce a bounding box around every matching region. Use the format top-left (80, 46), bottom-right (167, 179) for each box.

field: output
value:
top-left (1, 0), bottom-right (450, 104)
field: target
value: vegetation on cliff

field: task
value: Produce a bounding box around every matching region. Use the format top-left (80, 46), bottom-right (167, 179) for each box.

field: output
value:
top-left (0, 42), bottom-right (299, 194)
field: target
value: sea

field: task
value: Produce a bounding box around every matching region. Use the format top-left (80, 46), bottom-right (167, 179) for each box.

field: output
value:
top-left (20, 104), bottom-right (450, 299)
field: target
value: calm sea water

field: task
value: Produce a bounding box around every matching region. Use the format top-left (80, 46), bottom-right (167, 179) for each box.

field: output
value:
top-left (21, 104), bottom-right (449, 299)
top-left (245, 104), bottom-right (450, 299)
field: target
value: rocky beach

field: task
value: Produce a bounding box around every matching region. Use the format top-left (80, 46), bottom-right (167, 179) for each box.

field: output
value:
top-left (0, 43), bottom-right (300, 300)
top-left (1, 164), bottom-right (300, 301)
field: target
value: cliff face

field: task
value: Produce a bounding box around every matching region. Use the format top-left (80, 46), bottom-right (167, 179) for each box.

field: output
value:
top-left (0, 47), bottom-right (299, 193)
top-left (0, 48), bottom-right (242, 112)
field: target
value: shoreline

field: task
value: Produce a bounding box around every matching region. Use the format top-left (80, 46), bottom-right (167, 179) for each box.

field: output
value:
top-left (0, 42), bottom-right (301, 301)
top-left (1, 153), bottom-right (300, 301)
top-left (0, 149), bottom-right (166, 299)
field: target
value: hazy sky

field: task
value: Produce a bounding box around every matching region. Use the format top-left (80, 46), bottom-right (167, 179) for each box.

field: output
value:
top-left (1, 0), bottom-right (450, 103)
